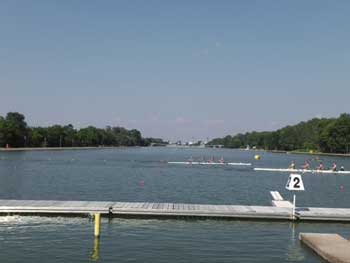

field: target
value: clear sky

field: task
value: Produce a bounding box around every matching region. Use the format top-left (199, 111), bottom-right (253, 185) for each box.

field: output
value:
top-left (1, 1), bottom-right (349, 141)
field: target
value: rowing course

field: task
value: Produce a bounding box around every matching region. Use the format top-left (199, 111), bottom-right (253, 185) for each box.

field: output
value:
top-left (2, 200), bottom-right (350, 222)
top-left (254, 167), bottom-right (350, 174)
top-left (168, 161), bottom-right (252, 166)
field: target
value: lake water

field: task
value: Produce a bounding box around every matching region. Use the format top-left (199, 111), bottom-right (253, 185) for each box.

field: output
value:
top-left (1, 147), bottom-right (350, 262)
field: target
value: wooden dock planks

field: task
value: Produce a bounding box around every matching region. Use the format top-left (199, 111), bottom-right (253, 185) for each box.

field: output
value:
top-left (1, 200), bottom-right (350, 222)
top-left (0, 199), bottom-right (291, 219)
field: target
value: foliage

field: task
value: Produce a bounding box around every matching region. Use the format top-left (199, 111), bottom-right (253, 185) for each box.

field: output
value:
top-left (208, 113), bottom-right (350, 153)
top-left (0, 112), bottom-right (157, 148)
top-left (143, 138), bottom-right (168, 146)
top-left (1, 113), bottom-right (28, 147)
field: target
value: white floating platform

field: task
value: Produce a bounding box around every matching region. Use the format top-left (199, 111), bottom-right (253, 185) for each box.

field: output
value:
top-left (0, 200), bottom-right (290, 219)
top-left (1, 200), bottom-right (350, 222)
top-left (300, 233), bottom-right (350, 263)
top-left (270, 191), bottom-right (294, 208)
top-left (168, 161), bottom-right (252, 166)
top-left (254, 167), bottom-right (350, 174)
top-left (297, 207), bottom-right (350, 221)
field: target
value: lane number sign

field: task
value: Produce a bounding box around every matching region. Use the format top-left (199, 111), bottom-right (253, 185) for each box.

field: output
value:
top-left (286, 174), bottom-right (305, 191)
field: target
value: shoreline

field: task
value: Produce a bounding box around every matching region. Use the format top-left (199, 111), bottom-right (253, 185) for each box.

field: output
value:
top-left (288, 150), bottom-right (350, 157)
top-left (0, 146), bottom-right (137, 152)
top-left (237, 148), bottom-right (350, 158)
top-left (1, 146), bottom-right (350, 157)
top-left (268, 149), bottom-right (350, 158)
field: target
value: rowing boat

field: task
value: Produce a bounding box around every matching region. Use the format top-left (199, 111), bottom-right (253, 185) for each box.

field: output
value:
top-left (168, 161), bottom-right (252, 166)
top-left (254, 167), bottom-right (350, 174)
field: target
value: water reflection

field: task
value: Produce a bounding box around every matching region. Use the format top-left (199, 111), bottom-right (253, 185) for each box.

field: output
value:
top-left (91, 237), bottom-right (100, 261)
top-left (286, 223), bottom-right (305, 261)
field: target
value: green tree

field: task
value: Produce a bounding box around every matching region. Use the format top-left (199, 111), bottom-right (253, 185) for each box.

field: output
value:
top-left (128, 129), bottom-right (142, 146)
top-left (77, 126), bottom-right (100, 146)
top-left (3, 112), bottom-right (28, 147)
top-left (208, 113), bottom-right (350, 154)
top-left (28, 127), bottom-right (46, 147)
top-left (0, 116), bottom-right (5, 147)
top-left (319, 114), bottom-right (350, 153)
top-left (46, 125), bottom-right (65, 147)
top-left (63, 124), bottom-right (77, 147)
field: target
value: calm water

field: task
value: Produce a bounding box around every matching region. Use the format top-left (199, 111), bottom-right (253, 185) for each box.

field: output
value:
top-left (1, 147), bottom-right (350, 262)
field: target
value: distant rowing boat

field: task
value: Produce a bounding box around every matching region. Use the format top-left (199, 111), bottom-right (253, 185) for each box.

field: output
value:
top-left (254, 167), bottom-right (350, 174)
top-left (168, 161), bottom-right (252, 166)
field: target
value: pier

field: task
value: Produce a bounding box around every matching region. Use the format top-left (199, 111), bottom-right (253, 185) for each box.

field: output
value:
top-left (300, 233), bottom-right (350, 263)
top-left (0, 200), bottom-right (291, 219)
top-left (1, 200), bottom-right (350, 222)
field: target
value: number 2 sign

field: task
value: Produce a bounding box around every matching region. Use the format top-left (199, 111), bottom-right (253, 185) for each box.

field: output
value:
top-left (286, 174), bottom-right (305, 191)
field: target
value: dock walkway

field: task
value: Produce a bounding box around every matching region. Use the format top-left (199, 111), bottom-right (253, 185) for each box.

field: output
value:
top-left (0, 200), bottom-right (292, 219)
top-left (300, 233), bottom-right (350, 263)
top-left (1, 200), bottom-right (350, 222)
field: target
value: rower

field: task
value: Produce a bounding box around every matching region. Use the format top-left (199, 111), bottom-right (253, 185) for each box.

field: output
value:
top-left (288, 161), bottom-right (296, 170)
top-left (301, 160), bottom-right (310, 170)
top-left (219, 156), bottom-right (224, 164)
top-left (317, 162), bottom-right (324, 170)
top-left (340, 166), bottom-right (345, 171)
top-left (331, 162), bottom-right (337, 172)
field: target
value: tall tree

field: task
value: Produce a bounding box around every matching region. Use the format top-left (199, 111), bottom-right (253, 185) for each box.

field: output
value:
top-left (3, 112), bottom-right (28, 147)
top-left (0, 116), bottom-right (5, 147)
top-left (208, 113), bottom-right (349, 154)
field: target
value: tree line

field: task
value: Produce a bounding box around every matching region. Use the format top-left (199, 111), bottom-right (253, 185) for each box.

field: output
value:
top-left (208, 113), bottom-right (350, 154)
top-left (0, 112), bottom-right (164, 148)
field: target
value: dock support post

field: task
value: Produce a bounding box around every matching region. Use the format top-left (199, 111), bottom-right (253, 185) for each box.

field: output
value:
top-left (94, 213), bottom-right (101, 238)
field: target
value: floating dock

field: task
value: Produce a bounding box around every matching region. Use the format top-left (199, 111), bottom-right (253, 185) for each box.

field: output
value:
top-left (0, 200), bottom-right (291, 219)
top-left (254, 167), bottom-right (350, 174)
top-left (300, 233), bottom-right (350, 263)
top-left (1, 200), bottom-right (350, 222)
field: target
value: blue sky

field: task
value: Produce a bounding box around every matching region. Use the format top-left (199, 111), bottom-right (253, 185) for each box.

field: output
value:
top-left (0, 1), bottom-right (349, 141)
